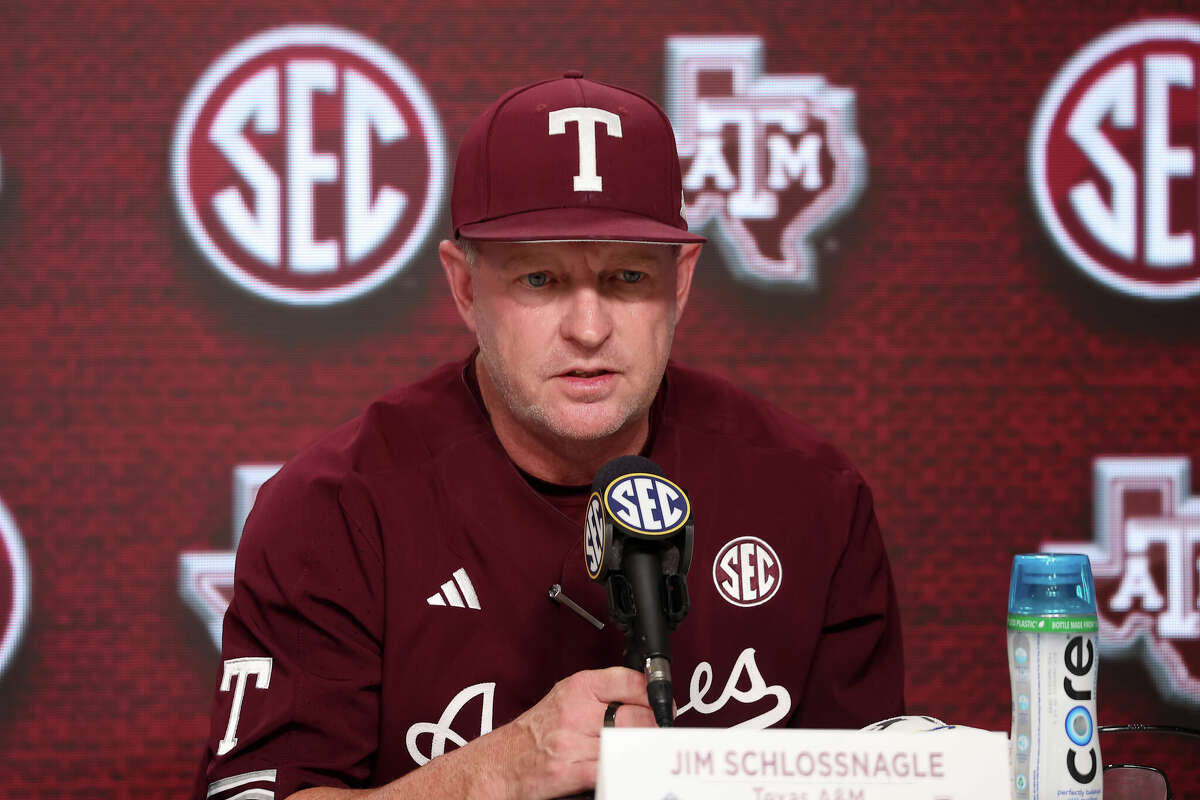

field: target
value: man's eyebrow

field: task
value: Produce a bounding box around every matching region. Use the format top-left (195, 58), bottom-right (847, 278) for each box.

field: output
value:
top-left (498, 252), bottom-right (559, 272)
top-left (605, 251), bottom-right (667, 269)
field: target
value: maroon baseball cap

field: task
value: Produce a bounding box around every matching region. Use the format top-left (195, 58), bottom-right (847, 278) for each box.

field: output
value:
top-left (451, 71), bottom-right (705, 244)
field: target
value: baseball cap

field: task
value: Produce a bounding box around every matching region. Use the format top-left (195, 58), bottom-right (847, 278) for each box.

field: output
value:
top-left (451, 71), bottom-right (705, 244)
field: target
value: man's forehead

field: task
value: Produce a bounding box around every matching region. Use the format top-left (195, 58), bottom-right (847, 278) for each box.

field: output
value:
top-left (478, 240), bottom-right (675, 270)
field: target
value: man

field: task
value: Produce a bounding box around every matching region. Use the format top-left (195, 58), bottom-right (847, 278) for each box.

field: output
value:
top-left (194, 72), bottom-right (903, 800)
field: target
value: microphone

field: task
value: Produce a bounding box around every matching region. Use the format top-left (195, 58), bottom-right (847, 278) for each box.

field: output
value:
top-left (585, 456), bottom-right (693, 727)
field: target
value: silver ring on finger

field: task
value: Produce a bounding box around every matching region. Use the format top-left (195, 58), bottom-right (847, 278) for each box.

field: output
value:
top-left (604, 701), bottom-right (622, 728)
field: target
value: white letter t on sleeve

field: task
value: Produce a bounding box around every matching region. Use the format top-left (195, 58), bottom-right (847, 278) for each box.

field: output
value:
top-left (217, 657), bottom-right (273, 756)
top-left (548, 107), bottom-right (622, 192)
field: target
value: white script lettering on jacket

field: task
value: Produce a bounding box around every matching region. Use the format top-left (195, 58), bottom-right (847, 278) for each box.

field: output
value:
top-left (406, 647), bottom-right (790, 765)
top-left (676, 647), bottom-right (791, 728)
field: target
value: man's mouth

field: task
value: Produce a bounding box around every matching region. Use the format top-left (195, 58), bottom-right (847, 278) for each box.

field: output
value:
top-left (563, 369), bottom-right (612, 378)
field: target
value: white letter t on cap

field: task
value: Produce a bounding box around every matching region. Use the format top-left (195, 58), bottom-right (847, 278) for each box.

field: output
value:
top-left (548, 107), bottom-right (622, 192)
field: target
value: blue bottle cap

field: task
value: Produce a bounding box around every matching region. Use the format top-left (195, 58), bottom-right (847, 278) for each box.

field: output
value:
top-left (1008, 553), bottom-right (1097, 616)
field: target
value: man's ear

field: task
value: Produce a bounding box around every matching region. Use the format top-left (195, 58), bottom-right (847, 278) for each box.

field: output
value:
top-left (439, 239), bottom-right (477, 332)
top-left (673, 243), bottom-right (702, 319)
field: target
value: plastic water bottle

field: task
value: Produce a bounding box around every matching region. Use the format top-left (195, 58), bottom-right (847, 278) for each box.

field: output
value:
top-left (1007, 553), bottom-right (1102, 800)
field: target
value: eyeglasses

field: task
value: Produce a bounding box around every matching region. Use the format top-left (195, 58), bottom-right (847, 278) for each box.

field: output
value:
top-left (1100, 724), bottom-right (1200, 800)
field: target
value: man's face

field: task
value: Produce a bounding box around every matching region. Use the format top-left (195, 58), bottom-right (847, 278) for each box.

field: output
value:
top-left (448, 240), bottom-right (697, 445)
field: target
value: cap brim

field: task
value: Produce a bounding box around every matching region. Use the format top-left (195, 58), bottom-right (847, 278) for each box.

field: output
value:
top-left (457, 207), bottom-right (706, 244)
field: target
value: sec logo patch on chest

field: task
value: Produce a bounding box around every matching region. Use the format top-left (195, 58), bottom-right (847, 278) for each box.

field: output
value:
top-left (713, 536), bottom-right (782, 607)
top-left (172, 25), bottom-right (445, 305)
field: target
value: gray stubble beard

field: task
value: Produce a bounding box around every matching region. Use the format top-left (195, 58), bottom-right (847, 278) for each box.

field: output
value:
top-left (474, 322), bottom-right (672, 446)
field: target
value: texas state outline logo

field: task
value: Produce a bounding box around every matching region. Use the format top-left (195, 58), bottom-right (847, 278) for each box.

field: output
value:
top-left (179, 464), bottom-right (281, 648)
top-left (1042, 456), bottom-right (1200, 706)
top-left (172, 25), bottom-right (446, 306)
top-left (0, 494), bottom-right (31, 682)
top-left (665, 36), bottom-right (866, 288)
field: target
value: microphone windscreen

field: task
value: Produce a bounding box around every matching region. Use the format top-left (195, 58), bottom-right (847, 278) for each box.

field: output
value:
top-left (592, 455), bottom-right (667, 494)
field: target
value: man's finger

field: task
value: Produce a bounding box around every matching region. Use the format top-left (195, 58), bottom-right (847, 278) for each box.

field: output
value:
top-left (611, 702), bottom-right (657, 728)
top-left (587, 666), bottom-right (651, 707)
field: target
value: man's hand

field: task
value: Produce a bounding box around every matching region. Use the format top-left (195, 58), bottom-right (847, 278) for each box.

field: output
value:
top-left (477, 666), bottom-right (657, 799)
top-left (287, 666), bottom-right (657, 800)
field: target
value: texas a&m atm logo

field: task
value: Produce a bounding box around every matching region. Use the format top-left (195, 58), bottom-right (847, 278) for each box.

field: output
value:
top-left (665, 36), bottom-right (865, 288)
top-left (1031, 19), bottom-right (1200, 300)
top-left (172, 26), bottom-right (445, 305)
top-left (179, 464), bottom-right (281, 648)
top-left (0, 495), bottom-right (31, 682)
top-left (1042, 457), bottom-right (1200, 705)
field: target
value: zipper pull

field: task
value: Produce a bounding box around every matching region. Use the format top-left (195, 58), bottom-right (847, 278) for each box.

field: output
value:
top-left (548, 584), bottom-right (605, 630)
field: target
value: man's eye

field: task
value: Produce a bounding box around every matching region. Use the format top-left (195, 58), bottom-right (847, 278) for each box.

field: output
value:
top-left (523, 272), bottom-right (550, 288)
top-left (619, 270), bottom-right (645, 284)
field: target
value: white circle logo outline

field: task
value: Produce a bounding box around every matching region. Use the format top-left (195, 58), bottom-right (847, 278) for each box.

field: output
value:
top-left (1029, 18), bottom-right (1200, 301)
top-left (712, 535), bottom-right (783, 608)
top-left (171, 24), bottom-right (446, 306)
top-left (0, 496), bottom-right (31, 680)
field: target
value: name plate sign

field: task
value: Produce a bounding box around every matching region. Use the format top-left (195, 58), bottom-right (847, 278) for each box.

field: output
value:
top-left (595, 727), bottom-right (1009, 800)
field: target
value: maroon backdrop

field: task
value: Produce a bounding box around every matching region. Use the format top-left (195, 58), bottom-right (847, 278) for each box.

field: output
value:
top-left (1, 1), bottom-right (1198, 795)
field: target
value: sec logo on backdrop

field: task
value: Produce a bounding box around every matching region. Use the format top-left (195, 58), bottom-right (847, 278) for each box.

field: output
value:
top-left (1030, 19), bottom-right (1200, 300)
top-left (172, 25), bottom-right (446, 305)
top-left (0, 495), bottom-right (31, 681)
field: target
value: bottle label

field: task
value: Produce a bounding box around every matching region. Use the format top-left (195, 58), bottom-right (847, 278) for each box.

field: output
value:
top-left (1007, 614), bottom-right (1098, 633)
top-left (1008, 628), bottom-right (1102, 800)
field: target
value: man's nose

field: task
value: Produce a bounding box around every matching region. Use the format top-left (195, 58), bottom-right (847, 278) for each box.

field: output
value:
top-left (559, 286), bottom-right (613, 348)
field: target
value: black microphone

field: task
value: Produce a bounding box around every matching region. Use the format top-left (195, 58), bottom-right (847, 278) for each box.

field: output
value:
top-left (585, 456), bottom-right (693, 728)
